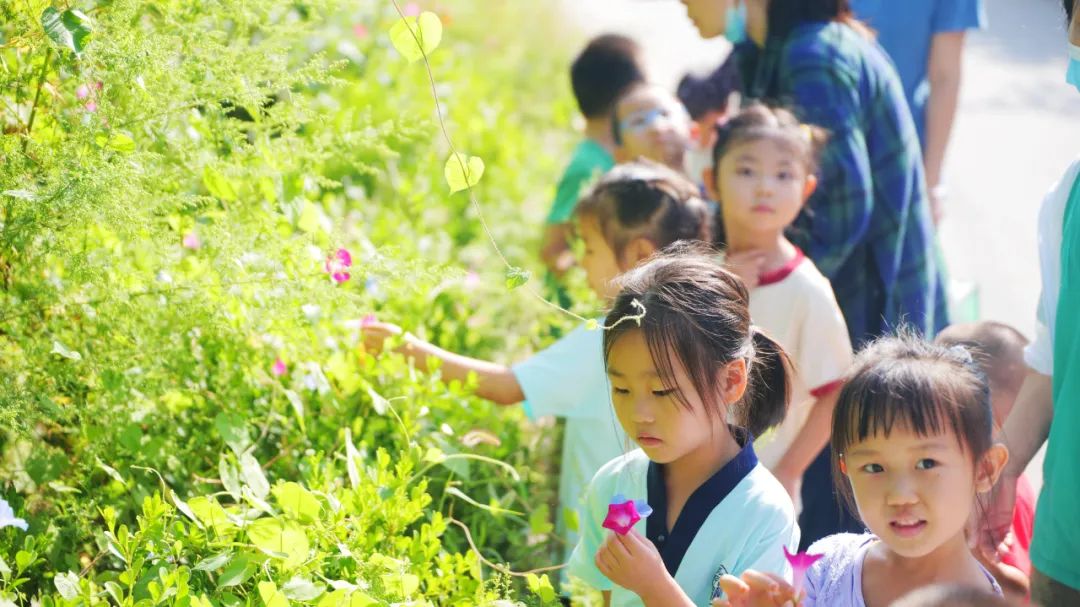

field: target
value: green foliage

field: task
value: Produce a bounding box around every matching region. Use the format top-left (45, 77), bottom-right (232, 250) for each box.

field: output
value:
top-left (0, 0), bottom-right (589, 604)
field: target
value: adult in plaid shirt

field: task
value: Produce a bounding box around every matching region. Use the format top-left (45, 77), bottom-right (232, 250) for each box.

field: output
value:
top-left (678, 0), bottom-right (943, 549)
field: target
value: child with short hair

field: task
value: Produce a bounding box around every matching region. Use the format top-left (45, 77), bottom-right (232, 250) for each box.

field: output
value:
top-left (677, 53), bottom-right (741, 180)
top-left (936, 321), bottom-right (1034, 602)
top-left (702, 104), bottom-right (852, 494)
top-left (567, 245), bottom-right (799, 606)
top-left (611, 83), bottom-right (694, 174)
top-left (716, 335), bottom-right (1010, 606)
top-left (363, 161), bottom-right (714, 594)
top-left (541, 34), bottom-right (647, 280)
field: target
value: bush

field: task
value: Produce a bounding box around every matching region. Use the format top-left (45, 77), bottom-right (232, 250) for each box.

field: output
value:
top-left (0, 0), bottom-right (590, 604)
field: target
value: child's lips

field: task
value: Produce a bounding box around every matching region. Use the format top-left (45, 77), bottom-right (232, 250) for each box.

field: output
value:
top-left (751, 204), bottom-right (774, 214)
top-left (889, 519), bottom-right (928, 538)
top-left (637, 434), bottom-right (663, 447)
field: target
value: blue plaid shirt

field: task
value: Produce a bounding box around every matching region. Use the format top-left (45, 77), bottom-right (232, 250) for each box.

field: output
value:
top-left (738, 22), bottom-right (945, 346)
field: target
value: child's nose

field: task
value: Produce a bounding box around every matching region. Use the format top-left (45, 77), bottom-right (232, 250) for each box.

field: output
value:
top-left (631, 396), bottom-right (656, 423)
top-left (885, 475), bottom-right (920, 505)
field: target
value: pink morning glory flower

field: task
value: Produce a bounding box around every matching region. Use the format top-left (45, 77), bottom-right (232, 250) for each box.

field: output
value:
top-left (325, 248), bottom-right (352, 284)
top-left (783, 546), bottom-right (824, 597)
top-left (361, 314), bottom-right (378, 328)
top-left (602, 494), bottom-right (652, 535)
top-left (84, 101), bottom-right (97, 112)
top-left (76, 84), bottom-right (90, 99)
top-left (271, 358), bottom-right (287, 377)
top-left (403, 2), bottom-right (421, 17)
top-left (182, 232), bottom-right (201, 250)
top-left (352, 23), bottom-right (368, 38)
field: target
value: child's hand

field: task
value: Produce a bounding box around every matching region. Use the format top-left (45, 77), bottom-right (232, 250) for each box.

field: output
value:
top-left (361, 320), bottom-right (403, 355)
top-left (594, 529), bottom-right (671, 599)
top-left (724, 251), bottom-right (766, 290)
top-left (712, 571), bottom-right (798, 607)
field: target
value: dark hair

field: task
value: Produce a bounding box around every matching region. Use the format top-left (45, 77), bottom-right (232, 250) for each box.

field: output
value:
top-left (570, 34), bottom-right (646, 119)
top-left (831, 334), bottom-right (994, 515)
top-left (934, 322), bottom-right (1029, 393)
top-left (708, 103), bottom-right (827, 246)
top-left (767, 0), bottom-right (855, 39)
top-left (603, 243), bottom-right (792, 437)
top-left (891, 584), bottom-right (1013, 607)
top-left (575, 160), bottom-right (713, 258)
top-left (1068, 0), bottom-right (1076, 23)
top-left (677, 55), bottom-right (741, 121)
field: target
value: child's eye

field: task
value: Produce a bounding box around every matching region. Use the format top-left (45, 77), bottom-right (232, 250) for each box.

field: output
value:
top-left (736, 167), bottom-right (753, 177)
top-left (915, 459), bottom-right (938, 470)
top-left (652, 388), bottom-right (677, 398)
top-left (777, 171), bottom-right (792, 180)
top-left (612, 386), bottom-right (630, 395)
top-left (860, 463), bottom-right (884, 474)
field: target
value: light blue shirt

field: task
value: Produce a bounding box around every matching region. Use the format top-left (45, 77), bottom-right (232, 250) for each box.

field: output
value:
top-left (568, 445), bottom-right (799, 606)
top-left (512, 322), bottom-right (628, 583)
top-left (851, 0), bottom-right (986, 145)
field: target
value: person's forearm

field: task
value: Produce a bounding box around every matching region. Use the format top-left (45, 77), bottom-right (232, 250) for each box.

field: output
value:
top-left (1000, 370), bottom-right (1054, 478)
top-left (638, 575), bottom-right (696, 607)
top-left (923, 76), bottom-right (960, 191)
top-left (541, 223), bottom-right (574, 276)
top-left (774, 389), bottom-right (839, 483)
top-left (924, 32), bottom-right (966, 191)
top-left (396, 334), bottom-right (524, 405)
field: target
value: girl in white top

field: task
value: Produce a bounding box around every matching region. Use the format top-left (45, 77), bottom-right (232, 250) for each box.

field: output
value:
top-left (701, 103), bottom-right (853, 494)
top-left (567, 246), bottom-right (798, 606)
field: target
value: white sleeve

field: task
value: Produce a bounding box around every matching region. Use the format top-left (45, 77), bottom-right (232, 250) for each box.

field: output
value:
top-left (511, 323), bottom-right (611, 420)
top-left (797, 276), bottom-right (854, 395)
top-left (1024, 159), bottom-right (1080, 375)
top-left (566, 462), bottom-right (616, 591)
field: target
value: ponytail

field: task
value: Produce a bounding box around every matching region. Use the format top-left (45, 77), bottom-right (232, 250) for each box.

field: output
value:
top-left (735, 327), bottom-right (793, 437)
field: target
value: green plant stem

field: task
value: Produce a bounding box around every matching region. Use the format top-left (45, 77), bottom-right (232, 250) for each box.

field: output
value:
top-left (23, 47), bottom-right (52, 153)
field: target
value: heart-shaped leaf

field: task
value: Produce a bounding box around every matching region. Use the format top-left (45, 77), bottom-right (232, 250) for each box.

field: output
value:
top-left (388, 12), bottom-right (442, 63)
top-left (444, 153), bottom-right (485, 193)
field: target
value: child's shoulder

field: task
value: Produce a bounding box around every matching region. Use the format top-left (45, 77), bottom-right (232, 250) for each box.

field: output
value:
top-left (739, 465), bottom-right (796, 516)
top-left (807, 532), bottom-right (875, 559)
top-left (803, 533), bottom-right (876, 602)
top-left (591, 448), bottom-right (649, 484)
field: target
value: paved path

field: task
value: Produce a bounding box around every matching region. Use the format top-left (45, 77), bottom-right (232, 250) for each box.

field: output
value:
top-left (559, 0), bottom-right (1080, 486)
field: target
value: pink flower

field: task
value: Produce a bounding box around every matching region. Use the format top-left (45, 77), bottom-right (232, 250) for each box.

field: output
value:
top-left (76, 84), bottom-right (90, 99)
top-left (602, 494), bottom-right (652, 535)
top-left (361, 314), bottom-right (378, 328)
top-left (325, 248), bottom-right (352, 284)
top-left (272, 358), bottom-right (287, 377)
top-left (352, 23), bottom-right (368, 38)
top-left (182, 232), bottom-right (201, 250)
top-left (463, 271), bottom-right (480, 288)
top-left (783, 546), bottom-right (824, 597)
top-left (84, 101), bottom-right (97, 112)
top-left (403, 2), bottom-right (421, 16)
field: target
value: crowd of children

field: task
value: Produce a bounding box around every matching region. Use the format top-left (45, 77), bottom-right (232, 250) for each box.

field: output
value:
top-left (363, 0), bottom-right (1080, 605)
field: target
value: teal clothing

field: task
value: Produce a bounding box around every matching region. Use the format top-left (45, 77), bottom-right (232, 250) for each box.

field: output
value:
top-left (1032, 170), bottom-right (1080, 591)
top-left (568, 445), bottom-right (798, 605)
top-left (546, 139), bottom-right (614, 224)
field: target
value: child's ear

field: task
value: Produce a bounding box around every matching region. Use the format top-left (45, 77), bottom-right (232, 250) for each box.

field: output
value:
top-left (975, 443), bottom-right (1010, 493)
top-left (719, 358), bottom-right (749, 405)
top-left (802, 174), bottom-right (818, 201)
top-left (621, 237), bottom-right (658, 269)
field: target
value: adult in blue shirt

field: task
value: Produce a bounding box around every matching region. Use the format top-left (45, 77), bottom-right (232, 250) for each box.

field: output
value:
top-left (851, 0), bottom-right (986, 222)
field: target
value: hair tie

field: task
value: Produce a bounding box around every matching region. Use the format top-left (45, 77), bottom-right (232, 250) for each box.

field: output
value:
top-left (799, 124), bottom-right (813, 144)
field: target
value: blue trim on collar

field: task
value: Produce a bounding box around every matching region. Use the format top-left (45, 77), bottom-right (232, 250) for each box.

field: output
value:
top-left (646, 429), bottom-right (759, 576)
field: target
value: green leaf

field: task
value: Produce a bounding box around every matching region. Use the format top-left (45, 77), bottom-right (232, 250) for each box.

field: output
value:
top-left (444, 487), bottom-right (522, 516)
top-left (239, 452), bottom-right (270, 499)
top-left (258, 581), bottom-right (290, 607)
top-left (444, 153), bottom-right (485, 193)
top-left (585, 318), bottom-right (600, 331)
top-left (193, 551), bottom-right (232, 572)
top-left (170, 491), bottom-right (204, 529)
top-left (95, 133), bottom-right (135, 154)
top-left (50, 340), bottom-right (82, 361)
top-left (203, 166), bottom-right (237, 201)
top-left (41, 8), bottom-right (92, 55)
top-left (380, 573), bottom-right (420, 598)
top-left (247, 519), bottom-right (309, 570)
top-left (525, 574), bottom-right (556, 603)
top-left (54, 571), bottom-right (79, 600)
top-left (217, 555), bottom-right (256, 588)
top-left (528, 503), bottom-right (553, 535)
top-left (388, 12), bottom-right (442, 63)
top-left (281, 576), bottom-right (324, 601)
top-left (271, 482), bottom-right (321, 523)
top-left (95, 458), bottom-right (125, 485)
top-left (283, 390), bottom-right (306, 433)
top-left (344, 428), bottom-right (361, 489)
top-left (504, 267), bottom-right (530, 290)
top-left (214, 413), bottom-right (252, 455)
top-left (219, 455), bottom-right (241, 500)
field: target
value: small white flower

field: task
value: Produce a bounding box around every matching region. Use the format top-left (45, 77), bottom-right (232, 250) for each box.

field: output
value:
top-left (0, 497), bottom-right (28, 531)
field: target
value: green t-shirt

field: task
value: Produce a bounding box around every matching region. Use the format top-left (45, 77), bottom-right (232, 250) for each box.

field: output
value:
top-left (546, 138), bottom-right (614, 225)
top-left (1032, 172), bottom-right (1080, 590)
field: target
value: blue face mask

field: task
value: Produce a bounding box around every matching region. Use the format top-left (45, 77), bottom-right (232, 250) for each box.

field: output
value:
top-left (1068, 43), bottom-right (1080, 92)
top-left (725, 1), bottom-right (747, 45)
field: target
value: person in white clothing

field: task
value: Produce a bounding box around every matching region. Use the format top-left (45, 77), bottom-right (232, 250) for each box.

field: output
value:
top-left (701, 103), bottom-right (853, 498)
